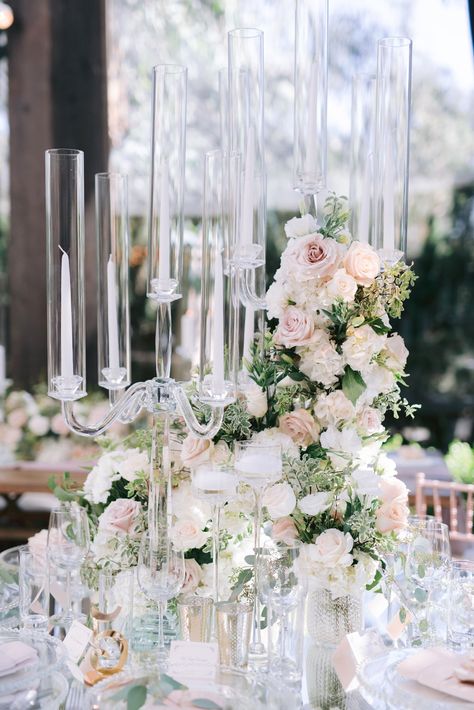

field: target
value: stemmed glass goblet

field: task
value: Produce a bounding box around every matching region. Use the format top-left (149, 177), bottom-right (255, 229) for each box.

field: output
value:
top-left (137, 533), bottom-right (185, 664)
top-left (47, 505), bottom-right (90, 630)
top-left (234, 441), bottom-right (282, 660)
top-left (192, 463), bottom-right (238, 606)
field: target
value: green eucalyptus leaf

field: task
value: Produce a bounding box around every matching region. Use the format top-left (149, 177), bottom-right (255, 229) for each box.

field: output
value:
top-left (193, 700), bottom-right (223, 709)
top-left (419, 619), bottom-right (429, 633)
top-left (399, 608), bottom-right (407, 623)
top-left (342, 366), bottom-right (366, 405)
top-left (417, 564), bottom-right (426, 578)
top-left (414, 587), bottom-right (428, 603)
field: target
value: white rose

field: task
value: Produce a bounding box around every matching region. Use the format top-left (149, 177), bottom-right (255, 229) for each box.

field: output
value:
top-left (181, 435), bottom-right (213, 469)
top-left (351, 466), bottom-right (380, 500)
top-left (312, 529), bottom-right (354, 568)
top-left (320, 426), bottom-right (362, 470)
top-left (83, 451), bottom-right (124, 504)
top-left (263, 482), bottom-right (296, 519)
top-left (384, 334), bottom-right (409, 371)
top-left (244, 383), bottom-right (268, 418)
top-left (251, 428), bottom-right (300, 459)
top-left (326, 268), bottom-right (358, 303)
top-left (173, 480), bottom-right (211, 523)
top-left (211, 440), bottom-right (231, 466)
top-left (342, 325), bottom-right (385, 371)
top-left (284, 214), bottom-right (318, 239)
top-left (266, 280), bottom-right (289, 321)
top-left (28, 415), bottom-right (50, 437)
top-left (376, 452), bottom-right (397, 478)
top-left (299, 331), bottom-right (345, 387)
top-left (356, 406), bottom-right (383, 435)
top-left (359, 364), bottom-right (395, 406)
top-left (170, 516), bottom-right (209, 551)
top-left (314, 391), bottom-right (355, 428)
top-left (298, 492), bottom-right (331, 516)
top-left (116, 449), bottom-right (149, 482)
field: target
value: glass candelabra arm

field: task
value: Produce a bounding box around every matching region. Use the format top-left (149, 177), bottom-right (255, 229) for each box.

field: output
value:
top-left (238, 268), bottom-right (266, 310)
top-left (62, 380), bottom-right (149, 437)
top-left (173, 384), bottom-right (224, 440)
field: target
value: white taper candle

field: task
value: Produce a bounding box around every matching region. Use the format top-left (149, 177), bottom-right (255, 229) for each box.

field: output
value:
top-left (60, 248), bottom-right (74, 378)
top-left (159, 161), bottom-right (170, 281)
top-left (212, 249), bottom-right (225, 393)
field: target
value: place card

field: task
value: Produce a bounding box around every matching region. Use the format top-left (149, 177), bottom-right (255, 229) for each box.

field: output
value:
top-left (332, 630), bottom-right (385, 692)
top-left (168, 640), bottom-right (218, 686)
top-left (63, 620), bottom-right (94, 665)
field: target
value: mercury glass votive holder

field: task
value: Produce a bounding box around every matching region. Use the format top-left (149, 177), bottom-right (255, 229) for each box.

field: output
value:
top-left (177, 595), bottom-right (213, 642)
top-left (216, 601), bottom-right (252, 672)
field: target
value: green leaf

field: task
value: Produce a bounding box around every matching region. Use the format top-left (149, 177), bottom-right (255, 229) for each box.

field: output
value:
top-left (127, 685), bottom-right (147, 710)
top-left (244, 555), bottom-right (255, 566)
top-left (419, 619), bottom-right (429, 633)
top-left (368, 317), bottom-right (391, 335)
top-left (399, 608), bottom-right (407, 623)
top-left (417, 564), bottom-right (425, 578)
top-left (193, 700), bottom-right (223, 709)
top-left (414, 587), bottom-right (428, 603)
top-left (53, 485), bottom-right (78, 502)
top-left (342, 366), bottom-right (366, 405)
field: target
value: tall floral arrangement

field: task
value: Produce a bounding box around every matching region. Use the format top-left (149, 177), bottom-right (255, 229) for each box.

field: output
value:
top-left (205, 195), bottom-right (417, 598)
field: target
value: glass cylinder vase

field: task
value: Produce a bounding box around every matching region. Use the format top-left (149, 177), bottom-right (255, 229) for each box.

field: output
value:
top-left (96, 172), bottom-right (131, 390)
top-left (46, 148), bottom-right (86, 401)
top-left (293, 0), bottom-right (328, 202)
top-left (147, 64), bottom-right (187, 303)
top-left (374, 37), bottom-right (412, 260)
top-left (306, 588), bottom-right (363, 646)
top-left (349, 74), bottom-right (376, 245)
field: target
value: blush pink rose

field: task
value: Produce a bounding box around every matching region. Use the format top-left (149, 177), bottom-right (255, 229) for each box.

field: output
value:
top-left (272, 517), bottom-right (299, 543)
top-left (279, 409), bottom-right (320, 448)
top-left (376, 499), bottom-right (409, 533)
top-left (379, 476), bottom-right (408, 504)
top-left (275, 307), bottom-right (315, 348)
top-left (343, 242), bottom-right (380, 287)
top-left (181, 435), bottom-right (213, 469)
top-left (180, 559), bottom-right (203, 595)
top-left (97, 498), bottom-right (141, 535)
top-left (285, 233), bottom-right (340, 281)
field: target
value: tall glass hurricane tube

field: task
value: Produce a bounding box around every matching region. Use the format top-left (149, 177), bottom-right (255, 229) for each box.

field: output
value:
top-left (199, 150), bottom-right (238, 407)
top-left (46, 148), bottom-right (86, 402)
top-left (293, 0), bottom-right (328, 211)
top-left (96, 173), bottom-right (131, 392)
top-left (228, 28), bottom-right (266, 308)
top-left (349, 75), bottom-right (376, 245)
top-left (374, 38), bottom-right (412, 260)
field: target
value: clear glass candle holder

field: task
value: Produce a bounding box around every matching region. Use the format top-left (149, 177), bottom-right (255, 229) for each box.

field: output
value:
top-left (19, 546), bottom-right (49, 633)
top-left (448, 560), bottom-right (474, 650)
top-left (216, 601), bottom-right (252, 672)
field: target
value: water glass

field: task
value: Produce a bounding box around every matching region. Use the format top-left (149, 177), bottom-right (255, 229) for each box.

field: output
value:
top-left (19, 546), bottom-right (49, 632)
top-left (216, 601), bottom-right (252, 671)
top-left (178, 595), bottom-right (213, 642)
top-left (91, 569), bottom-right (134, 638)
top-left (448, 560), bottom-right (474, 650)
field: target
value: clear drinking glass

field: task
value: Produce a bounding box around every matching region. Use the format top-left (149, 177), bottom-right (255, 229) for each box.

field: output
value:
top-left (47, 505), bottom-right (90, 629)
top-left (91, 569), bottom-right (134, 638)
top-left (374, 37), bottom-right (412, 259)
top-left (199, 149), bottom-right (239, 407)
top-left (45, 148), bottom-right (86, 401)
top-left (96, 172), bottom-right (131, 391)
top-left (234, 441), bottom-right (282, 660)
top-left (147, 64), bottom-right (187, 303)
top-left (448, 560), bottom-right (474, 650)
top-left (349, 74), bottom-right (376, 245)
top-left (19, 547), bottom-right (49, 632)
top-left (259, 540), bottom-right (307, 682)
top-left (293, 0), bottom-right (328, 202)
top-left (178, 595), bottom-right (213, 642)
top-left (216, 601), bottom-right (253, 672)
top-left (137, 534), bottom-right (185, 664)
top-left (405, 521), bottom-right (451, 645)
top-left (192, 464), bottom-right (238, 605)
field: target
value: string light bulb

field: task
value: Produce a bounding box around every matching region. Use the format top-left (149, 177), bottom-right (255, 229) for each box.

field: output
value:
top-left (0, 3), bottom-right (13, 31)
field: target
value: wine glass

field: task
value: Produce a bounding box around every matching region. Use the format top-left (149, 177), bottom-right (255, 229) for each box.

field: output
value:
top-left (48, 505), bottom-right (90, 630)
top-left (234, 441), bottom-right (282, 660)
top-left (406, 521), bottom-right (451, 644)
top-left (258, 539), bottom-right (306, 682)
top-left (192, 464), bottom-right (238, 605)
top-left (137, 533), bottom-right (185, 663)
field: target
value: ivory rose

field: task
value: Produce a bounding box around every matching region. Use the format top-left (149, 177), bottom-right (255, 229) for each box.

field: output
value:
top-left (376, 499), bottom-right (409, 533)
top-left (343, 242), bottom-right (380, 287)
top-left (181, 435), bottom-right (213, 469)
top-left (263, 482), bottom-right (296, 519)
top-left (298, 492), bottom-right (331, 516)
top-left (314, 390), bottom-right (355, 427)
top-left (326, 268), bottom-right (358, 303)
top-left (181, 559), bottom-right (203, 595)
top-left (284, 214), bottom-right (317, 239)
top-left (384, 334), bottom-right (409, 371)
top-left (299, 330), bottom-right (345, 387)
top-left (379, 476), bottom-right (409, 504)
top-left (279, 409), bottom-right (319, 448)
top-left (271, 517), bottom-right (298, 543)
top-left (244, 383), bottom-right (268, 418)
top-left (116, 449), bottom-right (149, 482)
top-left (312, 529), bottom-right (354, 568)
top-left (284, 233), bottom-right (340, 281)
top-left (170, 516), bottom-right (208, 551)
top-left (356, 406), bottom-right (383, 434)
top-left (275, 307), bottom-right (314, 348)
top-left (97, 498), bottom-right (141, 536)
top-left (320, 426), bottom-right (362, 470)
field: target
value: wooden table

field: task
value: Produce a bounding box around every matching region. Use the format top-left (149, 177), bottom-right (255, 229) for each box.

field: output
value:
top-left (0, 461), bottom-right (89, 547)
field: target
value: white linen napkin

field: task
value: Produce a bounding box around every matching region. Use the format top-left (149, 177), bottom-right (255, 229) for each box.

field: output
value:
top-left (0, 641), bottom-right (38, 677)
